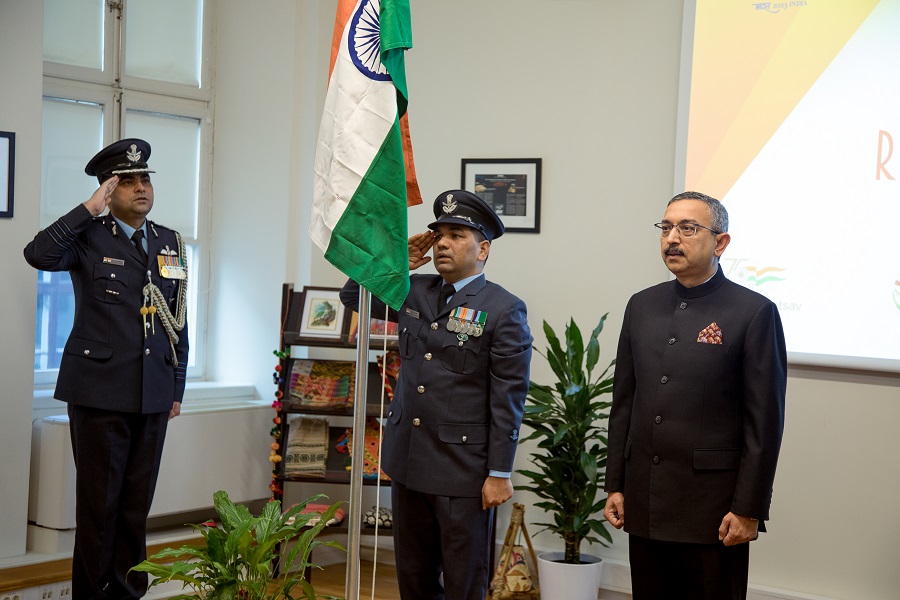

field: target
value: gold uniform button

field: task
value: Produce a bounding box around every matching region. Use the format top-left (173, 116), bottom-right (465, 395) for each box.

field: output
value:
top-left (83, 350), bottom-right (90, 356)
top-left (425, 353), bottom-right (433, 360)
top-left (413, 418), bottom-right (421, 426)
top-left (145, 349), bottom-right (151, 355)
top-left (461, 435), bottom-right (468, 443)
top-left (417, 385), bottom-right (425, 393)
top-left (431, 323), bottom-right (439, 330)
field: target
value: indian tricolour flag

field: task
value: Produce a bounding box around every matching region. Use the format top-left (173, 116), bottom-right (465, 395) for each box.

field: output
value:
top-left (311, 0), bottom-right (421, 310)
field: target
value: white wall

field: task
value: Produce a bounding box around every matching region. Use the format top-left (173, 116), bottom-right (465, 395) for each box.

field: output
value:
top-left (206, 0), bottom-right (333, 395)
top-left (0, 0), bottom-right (43, 560)
top-left (3, 1), bottom-right (899, 597)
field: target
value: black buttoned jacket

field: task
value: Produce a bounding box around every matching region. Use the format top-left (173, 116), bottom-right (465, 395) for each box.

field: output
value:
top-left (605, 266), bottom-right (786, 544)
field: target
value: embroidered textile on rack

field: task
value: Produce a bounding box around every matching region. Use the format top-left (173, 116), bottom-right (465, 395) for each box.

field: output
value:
top-left (287, 359), bottom-right (355, 409)
top-left (283, 416), bottom-right (329, 478)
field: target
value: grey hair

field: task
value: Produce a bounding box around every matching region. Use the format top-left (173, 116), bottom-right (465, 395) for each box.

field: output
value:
top-left (668, 191), bottom-right (729, 233)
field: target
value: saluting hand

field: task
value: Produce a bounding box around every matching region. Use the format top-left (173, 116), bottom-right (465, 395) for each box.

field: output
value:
top-left (82, 176), bottom-right (119, 217)
top-left (408, 231), bottom-right (436, 270)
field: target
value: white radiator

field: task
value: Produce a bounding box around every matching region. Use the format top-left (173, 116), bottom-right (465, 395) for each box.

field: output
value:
top-left (27, 398), bottom-right (272, 532)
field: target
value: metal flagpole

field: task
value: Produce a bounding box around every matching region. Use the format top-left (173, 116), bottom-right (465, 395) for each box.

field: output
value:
top-left (345, 287), bottom-right (371, 600)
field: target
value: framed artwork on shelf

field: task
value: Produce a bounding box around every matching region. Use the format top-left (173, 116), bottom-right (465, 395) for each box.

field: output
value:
top-left (461, 157), bottom-right (541, 233)
top-left (346, 311), bottom-right (400, 347)
top-left (284, 286), bottom-right (346, 345)
top-left (0, 131), bottom-right (14, 219)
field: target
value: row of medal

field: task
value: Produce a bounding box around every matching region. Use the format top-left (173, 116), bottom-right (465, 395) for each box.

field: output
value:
top-left (446, 307), bottom-right (487, 338)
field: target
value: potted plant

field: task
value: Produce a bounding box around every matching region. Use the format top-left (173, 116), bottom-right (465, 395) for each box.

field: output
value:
top-left (131, 490), bottom-right (345, 600)
top-left (516, 316), bottom-right (614, 600)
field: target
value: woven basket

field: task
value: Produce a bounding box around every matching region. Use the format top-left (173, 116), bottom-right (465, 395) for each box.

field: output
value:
top-left (488, 503), bottom-right (540, 599)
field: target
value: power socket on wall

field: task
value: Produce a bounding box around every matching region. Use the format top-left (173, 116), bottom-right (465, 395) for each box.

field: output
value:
top-left (53, 582), bottom-right (70, 600)
top-left (6, 581), bottom-right (73, 600)
top-left (28, 586), bottom-right (54, 600)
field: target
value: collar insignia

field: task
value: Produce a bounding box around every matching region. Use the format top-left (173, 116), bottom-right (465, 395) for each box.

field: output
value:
top-left (442, 194), bottom-right (458, 214)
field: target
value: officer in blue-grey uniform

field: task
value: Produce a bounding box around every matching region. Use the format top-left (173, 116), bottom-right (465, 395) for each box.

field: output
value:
top-left (341, 190), bottom-right (533, 600)
top-left (24, 139), bottom-right (189, 600)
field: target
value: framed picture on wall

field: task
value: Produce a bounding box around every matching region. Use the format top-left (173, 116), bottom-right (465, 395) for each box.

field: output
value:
top-left (461, 158), bottom-right (541, 233)
top-left (0, 131), bottom-right (14, 219)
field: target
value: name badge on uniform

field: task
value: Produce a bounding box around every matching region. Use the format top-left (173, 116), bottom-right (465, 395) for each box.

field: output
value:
top-left (103, 257), bottom-right (125, 266)
top-left (157, 254), bottom-right (186, 280)
top-left (446, 307), bottom-right (487, 337)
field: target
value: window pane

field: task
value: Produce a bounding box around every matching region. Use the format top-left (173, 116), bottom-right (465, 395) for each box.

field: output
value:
top-left (34, 271), bottom-right (74, 371)
top-left (125, 0), bottom-right (203, 87)
top-left (185, 244), bottom-right (198, 368)
top-left (41, 98), bottom-right (105, 228)
top-left (44, 0), bottom-right (105, 70)
top-left (125, 109), bottom-right (200, 237)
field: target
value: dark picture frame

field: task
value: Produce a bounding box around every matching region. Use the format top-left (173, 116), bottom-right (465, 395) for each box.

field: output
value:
top-left (461, 158), bottom-right (541, 233)
top-left (283, 286), bottom-right (346, 345)
top-left (0, 131), bottom-right (14, 219)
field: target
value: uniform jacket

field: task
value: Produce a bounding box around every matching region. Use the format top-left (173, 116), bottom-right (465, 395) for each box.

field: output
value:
top-left (24, 204), bottom-right (189, 414)
top-left (605, 266), bottom-right (786, 544)
top-left (341, 273), bottom-right (533, 498)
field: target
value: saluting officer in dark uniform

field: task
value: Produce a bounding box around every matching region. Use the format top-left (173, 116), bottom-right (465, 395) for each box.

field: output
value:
top-left (341, 190), bottom-right (533, 600)
top-left (25, 139), bottom-right (189, 600)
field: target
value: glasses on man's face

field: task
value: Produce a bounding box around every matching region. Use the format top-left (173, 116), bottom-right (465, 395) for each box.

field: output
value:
top-left (654, 222), bottom-right (722, 238)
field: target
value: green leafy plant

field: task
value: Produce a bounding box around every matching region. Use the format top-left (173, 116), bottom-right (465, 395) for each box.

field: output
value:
top-left (517, 316), bottom-right (615, 564)
top-left (131, 490), bottom-right (345, 600)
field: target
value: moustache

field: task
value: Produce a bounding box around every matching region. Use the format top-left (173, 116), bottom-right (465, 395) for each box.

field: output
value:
top-left (664, 246), bottom-right (683, 256)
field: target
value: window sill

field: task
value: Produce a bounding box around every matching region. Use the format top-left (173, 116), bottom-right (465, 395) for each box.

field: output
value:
top-left (33, 381), bottom-right (263, 419)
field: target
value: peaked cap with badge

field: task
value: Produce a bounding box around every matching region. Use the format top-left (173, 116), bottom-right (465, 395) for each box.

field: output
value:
top-left (428, 189), bottom-right (505, 241)
top-left (84, 138), bottom-right (156, 183)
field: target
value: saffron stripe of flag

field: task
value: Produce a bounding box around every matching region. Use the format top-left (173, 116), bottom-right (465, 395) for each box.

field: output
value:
top-left (311, 0), bottom-right (419, 310)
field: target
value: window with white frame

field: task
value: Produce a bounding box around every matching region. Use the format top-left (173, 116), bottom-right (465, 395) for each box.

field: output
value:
top-left (35, 0), bottom-right (212, 383)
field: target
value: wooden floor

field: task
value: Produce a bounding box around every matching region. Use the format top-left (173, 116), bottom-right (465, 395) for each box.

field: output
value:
top-left (0, 556), bottom-right (401, 600)
top-left (314, 560), bottom-right (400, 600)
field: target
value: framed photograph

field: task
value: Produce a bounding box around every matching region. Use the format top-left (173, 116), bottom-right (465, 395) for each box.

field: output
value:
top-left (461, 158), bottom-right (541, 233)
top-left (293, 286), bottom-right (346, 342)
top-left (0, 131), bottom-right (14, 219)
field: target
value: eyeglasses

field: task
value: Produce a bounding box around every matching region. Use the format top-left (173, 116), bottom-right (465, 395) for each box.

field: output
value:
top-left (654, 222), bottom-right (722, 238)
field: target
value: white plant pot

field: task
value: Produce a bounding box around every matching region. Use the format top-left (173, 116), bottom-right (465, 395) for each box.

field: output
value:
top-left (536, 551), bottom-right (603, 600)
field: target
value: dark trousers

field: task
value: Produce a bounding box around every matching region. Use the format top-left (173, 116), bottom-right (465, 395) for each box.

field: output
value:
top-left (628, 534), bottom-right (749, 600)
top-left (68, 404), bottom-right (169, 600)
top-left (391, 481), bottom-right (494, 600)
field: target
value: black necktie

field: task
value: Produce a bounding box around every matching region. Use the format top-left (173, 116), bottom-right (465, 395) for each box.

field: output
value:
top-left (131, 229), bottom-right (148, 264)
top-left (437, 283), bottom-right (455, 313)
